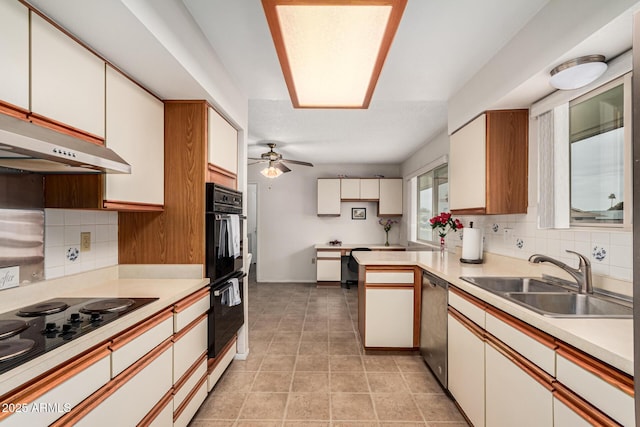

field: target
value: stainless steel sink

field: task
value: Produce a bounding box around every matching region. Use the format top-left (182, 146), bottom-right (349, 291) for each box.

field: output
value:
top-left (461, 276), bottom-right (571, 294)
top-left (504, 292), bottom-right (632, 318)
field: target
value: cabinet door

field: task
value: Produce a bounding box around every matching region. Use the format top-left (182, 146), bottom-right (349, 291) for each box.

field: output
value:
top-left (31, 13), bottom-right (105, 139)
top-left (553, 397), bottom-right (592, 427)
top-left (317, 258), bottom-right (341, 281)
top-left (208, 107), bottom-right (238, 174)
top-left (378, 178), bottom-right (403, 216)
top-left (360, 178), bottom-right (379, 199)
top-left (105, 66), bottom-right (164, 206)
top-left (341, 178), bottom-right (360, 199)
top-left (447, 312), bottom-right (485, 427)
top-left (449, 114), bottom-right (486, 211)
top-left (317, 179), bottom-right (341, 215)
top-left (0, 0), bottom-right (29, 111)
top-left (365, 287), bottom-right (413, 347)
top-left (485, 341), bottom-right (553, 427)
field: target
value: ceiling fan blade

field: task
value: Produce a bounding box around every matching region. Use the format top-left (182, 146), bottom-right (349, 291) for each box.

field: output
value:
top-left (248, 160), bottom-right (269, 165)
top-left (273, 162), bottom-right (291, 173)
top-left (248, 157), bottom-right (268, 161)
top-left (281, 159), bottom-right (314, 167)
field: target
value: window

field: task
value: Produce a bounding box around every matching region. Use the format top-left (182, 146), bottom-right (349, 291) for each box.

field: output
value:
top-left (417, 164), bottom-right (448, 242)
top-left (569, 76), bottom-right (631, 226)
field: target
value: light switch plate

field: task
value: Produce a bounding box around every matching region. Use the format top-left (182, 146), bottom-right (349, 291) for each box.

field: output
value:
top-left (80, 232), bottom-right (91, 252)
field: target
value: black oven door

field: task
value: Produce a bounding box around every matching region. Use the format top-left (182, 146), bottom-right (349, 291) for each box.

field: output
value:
top-left (206, 212), bottom-right (244, 282)
top-left (209, 272), bottom-right (245, 358)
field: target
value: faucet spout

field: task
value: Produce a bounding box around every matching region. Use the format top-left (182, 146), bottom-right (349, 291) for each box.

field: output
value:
top-left (528, 250), bottom-right (593, 294)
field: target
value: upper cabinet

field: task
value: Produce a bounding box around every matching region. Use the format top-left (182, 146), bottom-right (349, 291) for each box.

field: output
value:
top-left (449, 110), bottom-right (528, 215)
top-left (0, 0), bottom-right (29, 113)
top-left (30, 13), bottom-right (106, 142)
top-left (341, 178), bottom-right (379, 200)
top-left (379, 178), bottom-right (403, 216)
top-left (208, 107), bottom-right (238, 188)
top-left (104, 66), bottom-right (164, 207)
top-left (317, 178), bottom-right (341, 216)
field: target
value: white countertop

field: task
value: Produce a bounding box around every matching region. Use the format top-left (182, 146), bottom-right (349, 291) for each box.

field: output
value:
top-left (353, 250), bottom-right (634, 375)
top-left (0, 265), bottom-right (209, 396)
top-left (315, 243), bottom-right (405, 250)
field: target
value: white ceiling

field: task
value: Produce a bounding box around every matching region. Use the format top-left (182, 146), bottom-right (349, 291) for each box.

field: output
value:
top-left (24, 0), bottom-right (637, 166)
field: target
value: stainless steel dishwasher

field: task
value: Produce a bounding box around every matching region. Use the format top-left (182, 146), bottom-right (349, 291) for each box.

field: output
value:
top-left (420, 270), bottom-right (449, 388)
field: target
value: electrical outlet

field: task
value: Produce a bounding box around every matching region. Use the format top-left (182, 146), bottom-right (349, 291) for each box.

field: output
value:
top-left (80, 232), bottom-right (91, 252)
top-left (503, 228), bottom-right (513, 243)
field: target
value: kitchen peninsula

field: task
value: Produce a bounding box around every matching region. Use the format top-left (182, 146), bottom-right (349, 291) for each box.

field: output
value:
top-left (353, 250), bottom-right (634, 426)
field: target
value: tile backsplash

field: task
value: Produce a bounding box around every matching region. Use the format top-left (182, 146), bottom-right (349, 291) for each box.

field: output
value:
top-left (446, 206), bottom-right (632, 283)
top-left (44, 209), bottom-right (118, 279)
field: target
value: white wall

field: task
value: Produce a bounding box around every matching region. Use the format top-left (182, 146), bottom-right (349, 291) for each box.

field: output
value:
top-left (249, 163), bottom-right (401, 282)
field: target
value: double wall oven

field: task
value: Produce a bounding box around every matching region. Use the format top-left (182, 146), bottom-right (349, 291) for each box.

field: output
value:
top-left (205, 183), bottom-right (245, 358)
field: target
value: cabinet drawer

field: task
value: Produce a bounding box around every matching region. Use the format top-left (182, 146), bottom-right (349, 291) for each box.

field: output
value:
top-left (317, 250), bottom-right (341, 258)
top-left (139, 390), bottom-right (173, 427)
top-left (70, 340), bottom-right (173, 427)
top-left (173, 315), bottom-right (208, 383)
top-left (486, 310), bottom-right (555, 376)
top-left (552, 382), bottom-right (619, 427)
top-left (110, 309), bottom-right (173, 377)
top-left (366, 270), bottom-right (414, 284)
top-left (174, 355), bottom-right (207, 410)
top-left (448, 288), bottom-right (485, 328)
top-left (0, 345), bottom-right (111, 427)
top-left (173, 376), bottom-right (208, 427)
top-left (174, 288), bottom-right (210, 332)
top-left (556, 344), bottom-right (633, 427)
top-left (208, 337), bottom-right (237, 391)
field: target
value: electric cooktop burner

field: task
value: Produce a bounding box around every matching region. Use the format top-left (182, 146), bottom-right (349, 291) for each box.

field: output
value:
top-left (80, 298), bottom-right (135, 314)
top-left (0, 339), bottom-right (35, 362)
top-left (17, 301), bottom-right (70, 317)
top-left (0, 320), bottom-right (29, 340)
top-left (0, 296), bottom-right (158, 375)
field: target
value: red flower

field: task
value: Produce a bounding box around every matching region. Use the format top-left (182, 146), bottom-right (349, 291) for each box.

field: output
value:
top-left (429, 212), bottom-right (463, 238)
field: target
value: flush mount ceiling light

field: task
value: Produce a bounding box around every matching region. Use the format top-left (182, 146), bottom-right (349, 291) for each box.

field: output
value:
top-left (260, 162), bottom-right (284, 178)
top-left (261, 0), bottom-right (407, 109)
top-left (549, 55), bottom-right (607, 90)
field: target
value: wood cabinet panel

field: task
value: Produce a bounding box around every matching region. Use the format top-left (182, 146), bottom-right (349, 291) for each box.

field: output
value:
top-left (31, 13), bottom-right (105, 139)
top-left (105, 66), bottom-right (164, 206)
top-left (378, 178), bottom-right (402, 216)
top-left (317, 178), bottom-right (341, 216)
top-left (0, 0), bottom-right (29, 111)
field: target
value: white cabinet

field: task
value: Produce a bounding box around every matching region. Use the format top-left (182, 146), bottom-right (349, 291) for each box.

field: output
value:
top-left (316, 250), bottom-right (342, 282)
top-left (30, 13), bottom-right (105, 139)
top-left (447, 311), bottom-right (485, 427)
top-left (0, 0), bottom-right (29, 111)
top-left (208, 107), bottom-right (238, 174)
top-left (364, 287), bottom-right (414, 348)
top-left (485, 341), bottom-right (553, 427)
top-left (378, 178), bottom-right (402, 216)
top-left (317, 178), bottom-right (341, 215)
top-left (340, 178), bottom-right (379, 200)
top-left (449, 110), bottom-right (528, 214)
top-left (105, 66), bottom-right (164, 206)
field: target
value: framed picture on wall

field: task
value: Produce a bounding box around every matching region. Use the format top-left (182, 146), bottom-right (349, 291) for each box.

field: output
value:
top-left (352, 208), bottom-right (366, 220)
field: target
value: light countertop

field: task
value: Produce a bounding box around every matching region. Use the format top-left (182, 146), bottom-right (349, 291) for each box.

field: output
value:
top-left (315, 243), bottom-right (405, 250)
top-left (0, 265), bottom-right (209, 396)
top-left (353, 250), bottom-right (634, 375)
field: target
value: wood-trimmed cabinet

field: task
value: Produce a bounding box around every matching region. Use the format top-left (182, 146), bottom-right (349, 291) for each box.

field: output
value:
top-left (449, 110), bottom-right (528, 215)
top-left (0, 0), bottom-right (29, 114)
top-left (378, 178), bottom-right (402, 216)
top-left (207, 107), bottom-right (238, 189)
top-left (448, 285), bottom-right (629, 427)
top-left (317, 178), bottom-right (341, 216)
top-left (358, 266), bottom-right (420, 349)
top-left (341, 178), bottom-right (379, 200)
top-left (317, 178), bottom-right (402, 216)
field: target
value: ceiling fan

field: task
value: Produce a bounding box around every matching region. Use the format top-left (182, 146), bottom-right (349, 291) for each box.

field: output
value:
top-left (249, 143), bottom-right (313, 177)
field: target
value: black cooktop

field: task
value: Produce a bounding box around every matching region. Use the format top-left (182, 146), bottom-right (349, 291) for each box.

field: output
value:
top-left (0, 297), bottom-right (157, 375)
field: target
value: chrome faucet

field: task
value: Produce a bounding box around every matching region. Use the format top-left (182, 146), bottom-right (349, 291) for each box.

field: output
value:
top-left (528, 250), bottom-right (593, 294)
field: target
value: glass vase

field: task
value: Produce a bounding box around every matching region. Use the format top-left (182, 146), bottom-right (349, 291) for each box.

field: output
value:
top-left (439, 236), bottom-right (446, 254)
top-left (385, 230), bottom-right (389, 246)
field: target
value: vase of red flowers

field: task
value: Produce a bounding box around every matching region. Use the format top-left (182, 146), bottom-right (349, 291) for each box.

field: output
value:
top-left (429, 212), bottom-right (463, 253)
top-left (378, 218), bottom-right (398, 246)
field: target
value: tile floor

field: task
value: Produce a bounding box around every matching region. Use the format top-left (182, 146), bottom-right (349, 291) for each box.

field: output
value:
top-left (191, 275), bottom-right (467, 426)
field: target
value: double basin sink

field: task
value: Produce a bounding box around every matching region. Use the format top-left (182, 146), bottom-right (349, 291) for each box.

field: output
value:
top-left (460, 277), bottom-right (632, 318)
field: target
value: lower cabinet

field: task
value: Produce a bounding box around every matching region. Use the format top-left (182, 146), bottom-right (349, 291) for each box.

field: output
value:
top-left (447, 310), bottom-right (485, 427)
top-left (316, 250), bottom-right (341, 284)
top-left (485, 339), bottom-right (553, 427)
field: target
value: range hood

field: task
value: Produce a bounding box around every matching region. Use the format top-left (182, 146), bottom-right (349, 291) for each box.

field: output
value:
top-left (0, 113), bottom-right (130, 174)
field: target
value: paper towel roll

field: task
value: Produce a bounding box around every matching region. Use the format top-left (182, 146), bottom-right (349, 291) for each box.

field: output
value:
top-left (462, 228), bottom-right (483, 261)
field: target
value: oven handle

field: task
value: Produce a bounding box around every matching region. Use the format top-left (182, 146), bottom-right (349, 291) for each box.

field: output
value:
top-left (212, 272), bottom-right (247, 296)
top-left (213, 214), bottom-right (248, 220)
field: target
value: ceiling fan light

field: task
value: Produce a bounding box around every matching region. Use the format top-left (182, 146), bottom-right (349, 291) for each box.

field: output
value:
top-left (549, 55), bottom-right (607, 90)
top-left (261, 165), bottom-right (283, 179)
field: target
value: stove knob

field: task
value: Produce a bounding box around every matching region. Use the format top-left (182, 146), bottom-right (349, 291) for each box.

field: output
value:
top-left (90, 313), bottom-right (102, 322)
top-left (45, 322), bottom-right (58, 332)
top-left (70, 313), bottom-right (81, 323)
top-left (62, 324), bottom-right (72, 333)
